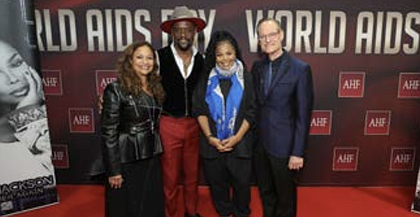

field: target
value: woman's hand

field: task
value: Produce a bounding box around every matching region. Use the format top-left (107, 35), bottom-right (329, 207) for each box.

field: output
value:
top-left (108, 174), bottom-right (124, 189)
top-left (16, 67), bottom-right (43, 109)
top-left (220, 134), bottom-right (241, 152)
top-left (208, 136), bottom-right (227, 153)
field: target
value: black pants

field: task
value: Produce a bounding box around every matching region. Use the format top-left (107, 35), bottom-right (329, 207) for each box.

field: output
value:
top-left (105, 157), bottom-right (165, 217)
top-left (253, 146), bottom-right (298, 217)
top-left (203, 154), bottom-right (251, 217)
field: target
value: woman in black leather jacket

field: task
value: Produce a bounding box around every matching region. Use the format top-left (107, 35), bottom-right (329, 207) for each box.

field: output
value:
top-left (101, 41), bottom-right (165, 217)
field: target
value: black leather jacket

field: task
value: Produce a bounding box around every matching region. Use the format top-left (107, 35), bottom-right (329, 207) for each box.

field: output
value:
top-left (101, 82), bottom-right (162, 176)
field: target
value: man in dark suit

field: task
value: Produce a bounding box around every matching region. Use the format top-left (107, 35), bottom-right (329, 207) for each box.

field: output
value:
top-left (251, 18), bottom-right (314, 217)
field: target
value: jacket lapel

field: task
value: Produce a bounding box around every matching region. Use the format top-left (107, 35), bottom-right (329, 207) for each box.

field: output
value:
top-left (256, 63), bottom-right (268, 104)
top-left (265, 52), bottom-right (291, 99)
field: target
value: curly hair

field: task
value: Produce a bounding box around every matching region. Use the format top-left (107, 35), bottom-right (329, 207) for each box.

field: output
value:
top-left (204, 30), bottom-right (245, 73)
top-left (116, 41), bottom-right (165, 105)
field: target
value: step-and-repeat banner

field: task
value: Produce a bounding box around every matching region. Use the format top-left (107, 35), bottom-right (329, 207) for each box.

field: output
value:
top-left (33, 0), bottom-right (420, 186)
top-left (0, 0), bottom-right (58, 216)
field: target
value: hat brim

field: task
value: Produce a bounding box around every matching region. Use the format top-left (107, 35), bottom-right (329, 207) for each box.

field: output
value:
top-left (160, 17), bottom-right (206, 34)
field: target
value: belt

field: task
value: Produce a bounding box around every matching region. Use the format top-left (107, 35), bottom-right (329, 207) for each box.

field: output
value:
top-left (121, 119), bottom-right (153, 133)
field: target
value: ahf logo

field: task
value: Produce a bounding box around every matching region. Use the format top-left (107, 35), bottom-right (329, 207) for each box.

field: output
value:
top-left (68, 108), bottom-right (95, 133)
top-left (389, 147), bottom-right (416, 171)
top-left (96, 70), bottom-right (117, 95)
top-left (333, 147), bottom-right (359, 171)
top-left (42, 70), bottom-right (63, 95)
top-left (364, 110), bottom-right (391, 135)
top-left (338, 72), bottom-right (365, 98)
top-left (310, 110), bottom-right (332, 135)
top-left (52, 144), bottom-right (69, 169)
top-left (398, 72), bottom-right (420, 98)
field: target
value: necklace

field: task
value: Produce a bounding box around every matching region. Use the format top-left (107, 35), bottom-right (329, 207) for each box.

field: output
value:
top-left (182, 56), bottom-right (192, 76)
top-left (139, 92), bottom-right (160, 132)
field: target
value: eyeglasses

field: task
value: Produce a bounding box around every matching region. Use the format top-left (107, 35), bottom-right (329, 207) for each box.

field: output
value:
top-left (258, 31), bottom-right (280, 41)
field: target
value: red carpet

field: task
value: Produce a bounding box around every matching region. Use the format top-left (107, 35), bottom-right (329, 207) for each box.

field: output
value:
top-left (12, 185), bottom-right (418, 217)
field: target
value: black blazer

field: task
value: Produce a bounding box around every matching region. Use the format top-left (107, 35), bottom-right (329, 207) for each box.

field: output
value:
top-left (192, 68), bottom-right (257, 159)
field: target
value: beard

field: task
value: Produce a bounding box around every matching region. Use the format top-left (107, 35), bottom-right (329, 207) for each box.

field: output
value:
top-left (174, 39), bottom-right (193, 51)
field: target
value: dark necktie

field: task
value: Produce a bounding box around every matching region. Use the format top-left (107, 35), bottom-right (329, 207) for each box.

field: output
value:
top-left (264, 62), bottom-right (272, 96)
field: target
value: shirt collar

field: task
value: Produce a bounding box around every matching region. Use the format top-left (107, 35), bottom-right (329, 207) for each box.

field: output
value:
top-left (266, 49), bottom-right (286, 67)
top-left (170, 43), bottom-right (198, 79)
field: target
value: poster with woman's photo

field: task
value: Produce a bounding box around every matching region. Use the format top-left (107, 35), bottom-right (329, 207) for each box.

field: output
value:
top-left (0, 0), bottom-right (58, 216)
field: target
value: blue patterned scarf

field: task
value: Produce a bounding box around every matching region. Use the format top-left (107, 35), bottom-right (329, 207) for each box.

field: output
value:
top-left (205, 59), bottom-right (244, 140)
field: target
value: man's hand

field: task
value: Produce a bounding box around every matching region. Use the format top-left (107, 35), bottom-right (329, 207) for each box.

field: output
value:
top-left (288, 156), bottom-right (304, 171)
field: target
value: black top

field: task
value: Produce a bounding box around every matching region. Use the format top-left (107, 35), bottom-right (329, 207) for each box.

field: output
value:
top-left (267, 52), bottom-right (285, 79)
top-left (192, 68), bottom-right (257, 159)
top-left (219, 79), bottom-right (232, 100)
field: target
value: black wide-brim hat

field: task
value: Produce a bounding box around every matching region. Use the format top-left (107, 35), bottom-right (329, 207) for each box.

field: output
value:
top-left (160, 6), bottom-right (207, 34)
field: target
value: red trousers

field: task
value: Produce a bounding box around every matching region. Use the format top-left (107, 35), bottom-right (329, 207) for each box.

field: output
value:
top-left (159, 116), bottom-right (200, 217)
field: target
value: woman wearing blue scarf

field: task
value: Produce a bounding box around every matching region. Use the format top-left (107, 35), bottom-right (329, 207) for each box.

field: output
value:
top-left (193, 31), bottom-right (256, 217)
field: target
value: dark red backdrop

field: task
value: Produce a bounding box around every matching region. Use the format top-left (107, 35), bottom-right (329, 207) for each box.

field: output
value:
top-left (33, 0), bottom-right (420, 185)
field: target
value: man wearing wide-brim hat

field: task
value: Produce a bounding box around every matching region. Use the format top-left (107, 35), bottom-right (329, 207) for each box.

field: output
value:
top-left (158, 6), bottom-right (206, 217)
